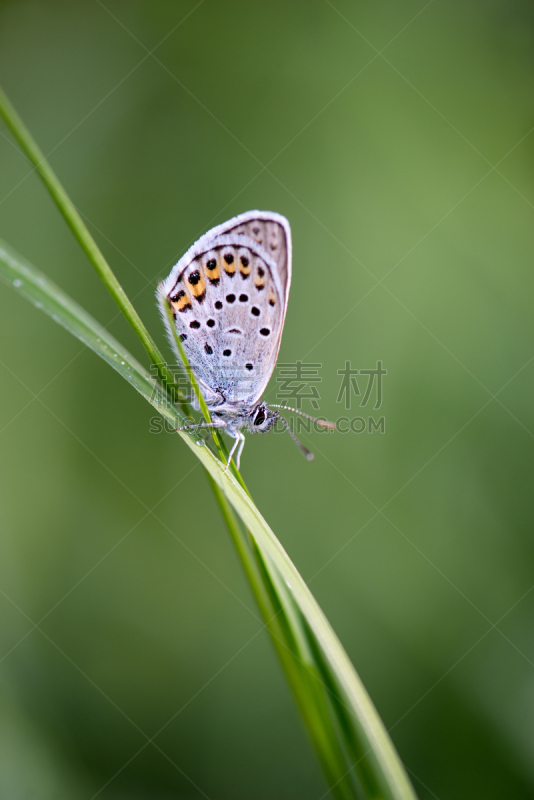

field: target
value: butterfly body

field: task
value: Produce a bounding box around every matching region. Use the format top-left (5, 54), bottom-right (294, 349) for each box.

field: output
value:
top-left (159, 211), bottom-right (332, 468)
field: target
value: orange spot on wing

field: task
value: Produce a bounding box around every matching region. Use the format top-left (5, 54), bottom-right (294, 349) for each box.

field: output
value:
top-left (188, 274), bottom-right (206, 298)
top-left (205, 258), bottom-right (220, 282)
top-left (170, 290), bottom-right (192, 312)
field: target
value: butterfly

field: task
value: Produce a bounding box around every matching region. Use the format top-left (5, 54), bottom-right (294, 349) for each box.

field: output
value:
top-left (158, 211), bottom-right (333, 469)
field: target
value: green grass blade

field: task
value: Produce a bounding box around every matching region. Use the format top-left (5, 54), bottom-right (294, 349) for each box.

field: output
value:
top-left (0, 239), bottom-right (417, 800)
top-left (209, 483), bottom-right (358, 799)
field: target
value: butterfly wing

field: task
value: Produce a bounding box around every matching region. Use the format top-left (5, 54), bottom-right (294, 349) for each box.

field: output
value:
top-left (158, 212), bottom-right (292, 408)
top-left (215, 211), bottom-right (292, 307)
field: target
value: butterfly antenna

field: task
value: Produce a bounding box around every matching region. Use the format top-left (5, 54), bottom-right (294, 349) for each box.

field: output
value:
top-left (269, 404), bottom-right (336, 429)
top-left (273, 412), bottom-right (315, 461)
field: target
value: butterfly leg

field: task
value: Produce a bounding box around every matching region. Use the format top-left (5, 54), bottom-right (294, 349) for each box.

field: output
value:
top-left (225, 431), bottom-right (245, 472)
top-left (235, 433), bottom-right (246, 471)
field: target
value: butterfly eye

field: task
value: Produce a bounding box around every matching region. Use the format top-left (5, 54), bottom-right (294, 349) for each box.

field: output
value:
top-left (254, 407), bottom-right (266, 426)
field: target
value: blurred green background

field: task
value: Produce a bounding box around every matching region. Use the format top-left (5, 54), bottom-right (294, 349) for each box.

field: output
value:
top-left (1, 1), bottom-right (534, 798)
